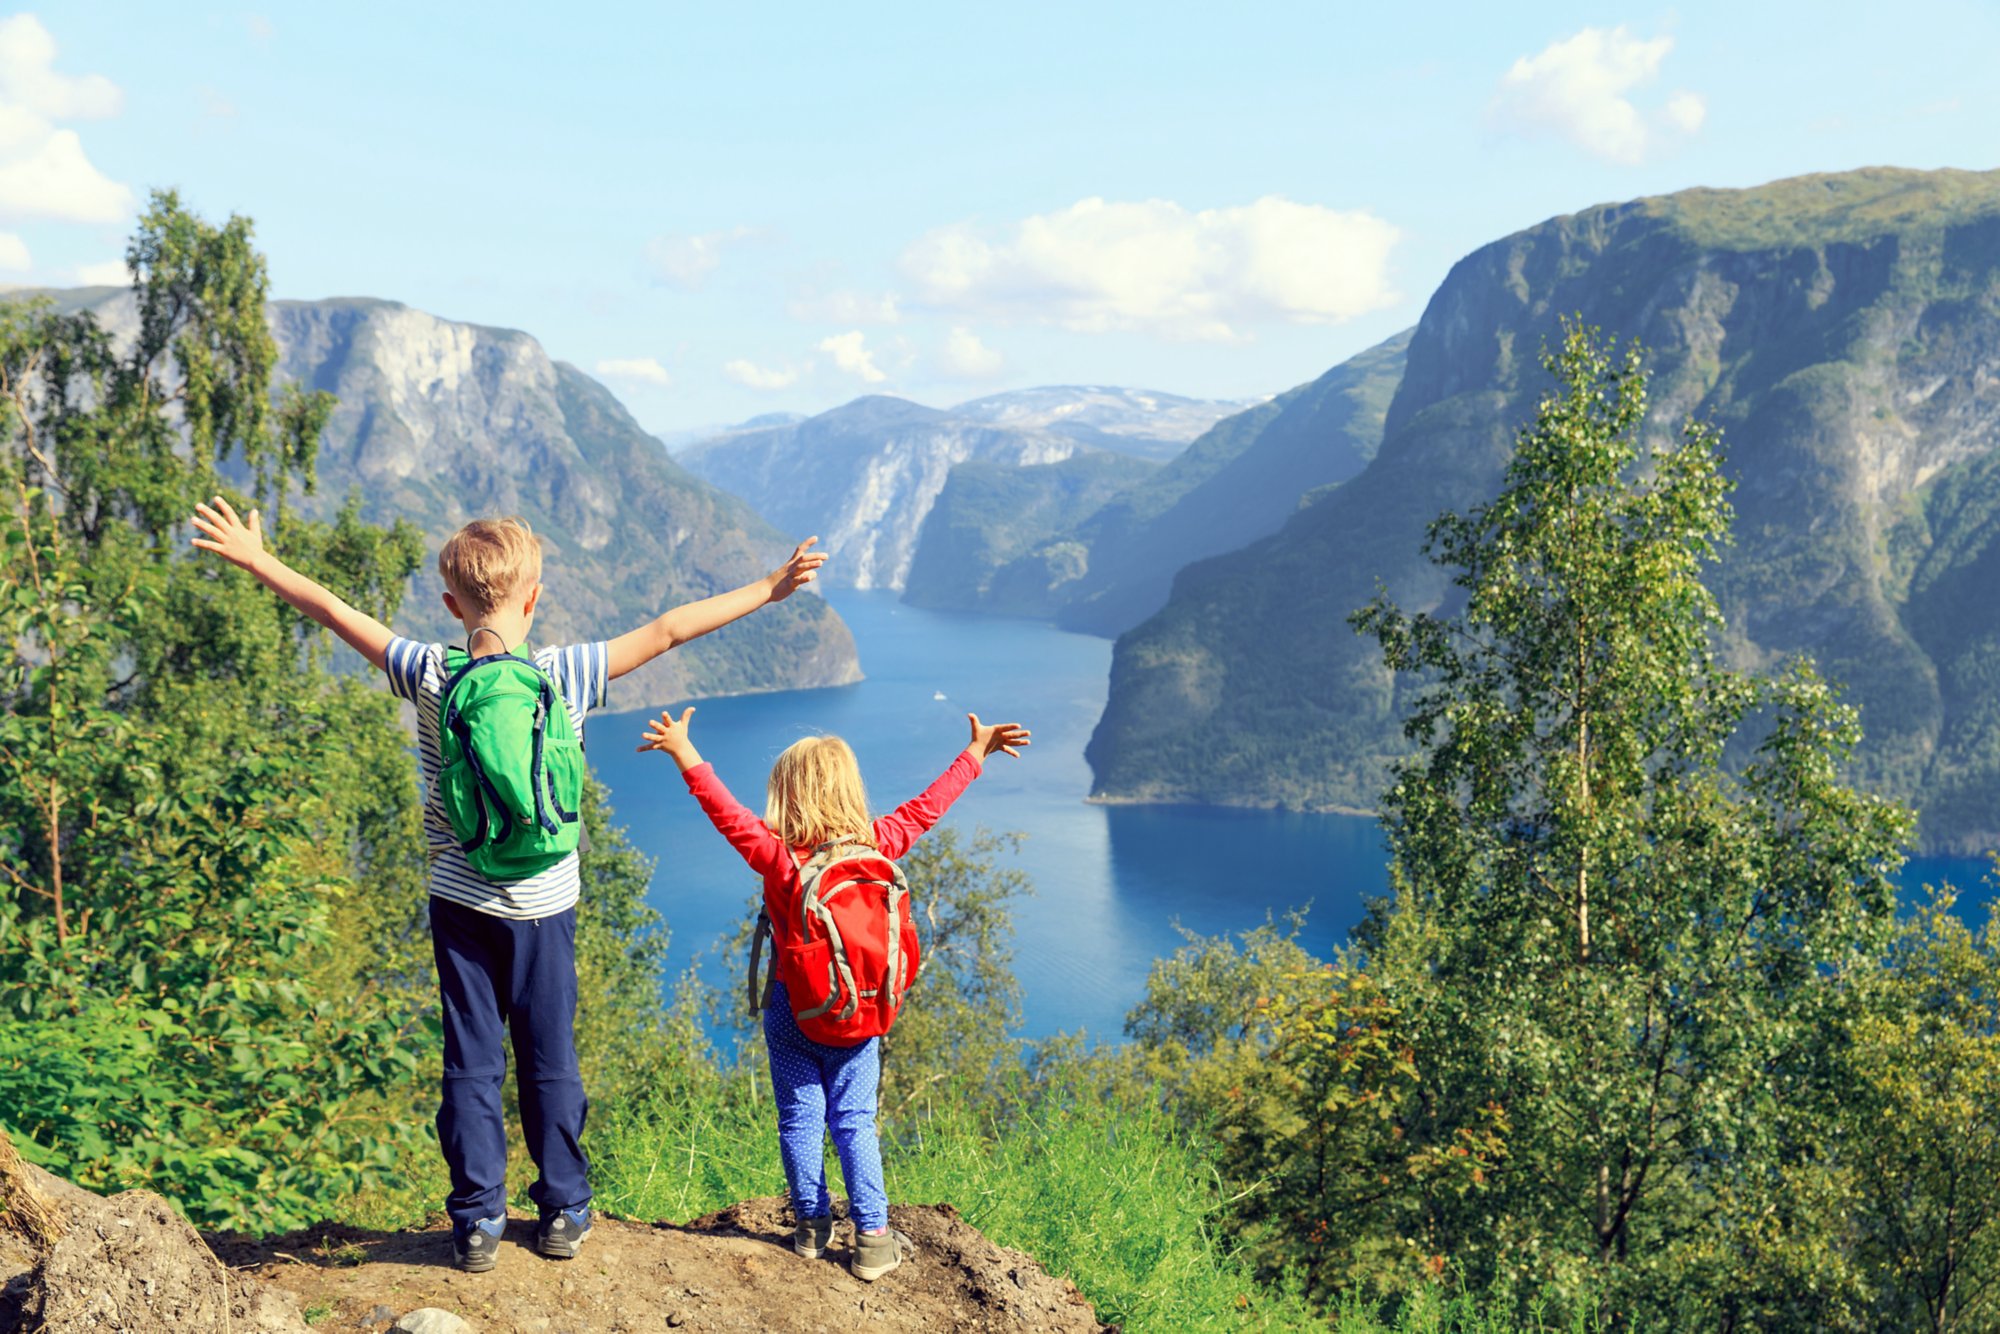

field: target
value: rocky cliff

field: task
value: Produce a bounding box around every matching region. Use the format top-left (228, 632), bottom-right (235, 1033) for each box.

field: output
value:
top-left (270, 298), bottom-right (859, 705)
top-left (1088, 167), bottom-right (2000, 852)
top-left (678, 396), bottom-right (1088, 592)
top-left (55, 288), bottom-right (859, 707)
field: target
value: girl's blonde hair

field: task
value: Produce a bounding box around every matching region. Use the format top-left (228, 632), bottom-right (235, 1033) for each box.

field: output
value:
top-left (765, 735), bottom-right (874, 850)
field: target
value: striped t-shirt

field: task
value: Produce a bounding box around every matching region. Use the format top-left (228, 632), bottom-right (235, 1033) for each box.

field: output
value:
top-left (384, 636), bottom-right (609, 920)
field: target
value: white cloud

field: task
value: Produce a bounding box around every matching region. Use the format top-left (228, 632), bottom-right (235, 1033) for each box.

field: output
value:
top-left (0, 231), bottom-right (27, 270)
top-left (647, 225), bottom-right (758, 289)
top-left (724, 358), bottom-right (799, 391)
top-left (901, 195), bottom-right (1399, 341)
top-left (1490, 27), bottom-right (1704, 164)
top-left (0, 16), bottom-right (120, 119)
top-left (595, 356), bottom-right (672, 386)
top-left (200, 86), bottom-right (237, 120)
top-left (0, 16), bottom-right (130, 224)
top-left (246, 15), bottom-right (274, 43)
top-left (787, 289), bottom-right (901, 324)
top-left (819, 330), bottom-right (887, 384)
top-left (938, 327), bottom-right (1003, 380)
top-left (74, 258), bottom-right (125, 285)
top-left (1663, 90), bottom-right (1707, 134)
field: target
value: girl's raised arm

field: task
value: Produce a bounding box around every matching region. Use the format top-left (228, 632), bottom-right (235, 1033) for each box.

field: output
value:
top-left (639, 707), bottom-right (793, 878)
top-left (872, 713), bottom-right (1030, 859)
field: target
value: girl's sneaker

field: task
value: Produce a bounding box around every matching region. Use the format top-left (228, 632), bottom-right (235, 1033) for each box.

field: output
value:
top-left (793, 1214), bottom-right (834, 1259)
top-left (851, 1227), bottom-right (901, 1282)
top-left (451, 1216), bottom-right (506, 1272)
top-left (535, 1206), bottom-right (592, 1259)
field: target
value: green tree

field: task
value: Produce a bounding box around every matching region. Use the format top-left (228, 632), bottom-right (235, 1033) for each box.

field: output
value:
top-left (0, 193), bottom-right (435, 1229)
top-left (1349, 321), bottom-right (1910, 1322)
top-left (1844, 889), bottom-right (2000, 1333)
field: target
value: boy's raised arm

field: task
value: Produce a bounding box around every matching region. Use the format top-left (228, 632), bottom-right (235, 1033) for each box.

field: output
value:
top-left (190, 495), bottom-right (396, 671)
top-left (605, 536), bottom-right (827, 682)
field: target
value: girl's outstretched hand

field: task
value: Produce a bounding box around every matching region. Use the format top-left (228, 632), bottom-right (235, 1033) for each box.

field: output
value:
top-left (967, 712), bottom-right (1031, 761)
top-left (637, 706), bottom-right (704, 771)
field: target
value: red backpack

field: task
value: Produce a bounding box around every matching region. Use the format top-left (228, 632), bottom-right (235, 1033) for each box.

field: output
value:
top-left (746, 841), bottom-right (922, 1046)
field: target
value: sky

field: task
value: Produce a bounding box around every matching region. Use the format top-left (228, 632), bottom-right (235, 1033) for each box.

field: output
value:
top-left (6, 2), bottom-right (1998, 432)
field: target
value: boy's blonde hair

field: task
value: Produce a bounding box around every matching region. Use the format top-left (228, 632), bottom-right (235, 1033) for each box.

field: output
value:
top-left (438, 517), bottom-right (542, 615)
top-left (766, 736), bottom-right (874, 850)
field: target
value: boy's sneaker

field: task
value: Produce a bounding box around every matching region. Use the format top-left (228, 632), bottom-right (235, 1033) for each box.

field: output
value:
top-left (535, 1206), bottom-right (592, 1259)
top-left (851, 1226), bottom-right (901, 1282)
top-left (793, 1214), bottom-right (834, 1259)
top-left (451, 1216), bottom-right (506, 1272)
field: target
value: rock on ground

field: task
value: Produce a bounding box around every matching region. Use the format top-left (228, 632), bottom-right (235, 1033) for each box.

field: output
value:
top-left (21, 1184), bottom-right (311, 1333)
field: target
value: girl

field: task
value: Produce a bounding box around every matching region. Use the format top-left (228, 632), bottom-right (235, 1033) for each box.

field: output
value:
top-left (637, 706), bottom-right (1030, 1281)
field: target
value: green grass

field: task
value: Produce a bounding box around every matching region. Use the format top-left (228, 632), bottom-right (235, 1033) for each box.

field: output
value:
top-left (588, 1070), bottom-right (1322, 1330)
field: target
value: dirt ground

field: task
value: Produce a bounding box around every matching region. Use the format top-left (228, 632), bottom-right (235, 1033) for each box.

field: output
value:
top-left (5, 1179), bottom-right (1112, 1334)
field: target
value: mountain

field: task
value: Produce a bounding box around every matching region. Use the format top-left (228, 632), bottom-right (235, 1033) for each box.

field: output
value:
top-left (60, 288), bottom-right (860, 708)
top-left (677, 395), bottom-right (1088, 591)
top-left (947, 385), bottom-right (1257, 461)
top-left (1088, 167), bottom-right (2000, 853)
top-left (891, 336), bottom-right (1409, 629)
top-left (1048, 330), bottom-right (1410, 637)
top-left (655, 412), bottom-right (806, 455)
top-left (900, 450), bottom-right (1159, 616)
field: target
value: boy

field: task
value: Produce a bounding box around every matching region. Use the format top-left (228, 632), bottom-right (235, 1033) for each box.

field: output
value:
top-left (190, 497), bottom-right (826, 1269)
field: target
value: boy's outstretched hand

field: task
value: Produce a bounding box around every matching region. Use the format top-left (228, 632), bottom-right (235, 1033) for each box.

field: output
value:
top-left (637, 706), bottom-right (704, 772)
top-left (967, 713), bottom-right (1031, 763)
top-left (190, 495), bottom-right (266, 572)
top-left (766, 537), bottom-right (828, 602)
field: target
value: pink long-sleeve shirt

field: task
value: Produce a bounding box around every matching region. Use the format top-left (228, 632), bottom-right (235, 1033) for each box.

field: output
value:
top-left (682, 750), bottom-right (983, 943)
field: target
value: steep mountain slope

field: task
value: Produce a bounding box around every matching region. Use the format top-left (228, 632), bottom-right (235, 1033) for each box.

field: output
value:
top-left (61, 288), bottom-right (859, 706)
top-left (1088, 167), bottom-right (2000, 851)
top-left (893, 333), bottom-right (1408, 630)
top-left (677, 396), bottom-right (1086, 590)
top-left (948, 385), bottom-right (1255, 461)
top-left (271, 299), bottom-right (859, 704)
top-left (901, 450), bottom-right (1159, 615)
top-left (1050, 329), bottom-right (1410, 637)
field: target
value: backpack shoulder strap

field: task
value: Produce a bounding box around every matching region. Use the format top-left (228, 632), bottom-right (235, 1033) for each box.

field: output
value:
top-left (746, 909), bottom-right (776, 1015)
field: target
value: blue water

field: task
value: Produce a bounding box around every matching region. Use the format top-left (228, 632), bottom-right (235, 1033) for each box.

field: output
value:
top-left (585, 590), bottom-right (1995, 1041)
top-left (585, 591), bottom-right (1387, 1040)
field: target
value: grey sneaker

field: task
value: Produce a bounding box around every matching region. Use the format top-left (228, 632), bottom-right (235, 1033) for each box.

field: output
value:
top-left (535, 1205), bottom-right (592, 1259)
top-left (852, 1227), bottom-right (901, 1282)
top-left (451, 1215), bottom-right (505, 1272)
top-left (793, 1214), bottom-right (834, 1259)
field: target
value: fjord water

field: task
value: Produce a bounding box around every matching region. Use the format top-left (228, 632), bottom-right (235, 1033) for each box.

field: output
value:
top-left (587, 590), bottom-right (1387, 1040)
top-left (586, 591), bottom-right (1994, 1042)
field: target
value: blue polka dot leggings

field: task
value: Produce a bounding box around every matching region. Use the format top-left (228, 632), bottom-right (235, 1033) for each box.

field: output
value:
top-left (763, 981), bottom-right (888, 1230)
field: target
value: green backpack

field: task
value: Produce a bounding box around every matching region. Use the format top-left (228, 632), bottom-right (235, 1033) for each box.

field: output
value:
top-left (438, 632), bottom-right (584, 881)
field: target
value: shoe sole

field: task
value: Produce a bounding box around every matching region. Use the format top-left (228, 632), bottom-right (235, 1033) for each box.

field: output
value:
top-left (454, 1249), bottom-right (497, 1273)
top-left (793, 1241), bottom-right (827, 1259)
top-left (852, 1255), bottom-right (900, 1282)
top-left (538, 1228), bottom-right (589, 1260)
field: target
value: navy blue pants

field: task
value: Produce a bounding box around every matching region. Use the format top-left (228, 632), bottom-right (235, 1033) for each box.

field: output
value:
top-left (764, 981), bottom-right (888, 1230)
top-left (430, 897), bottom-right (591, 1224)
